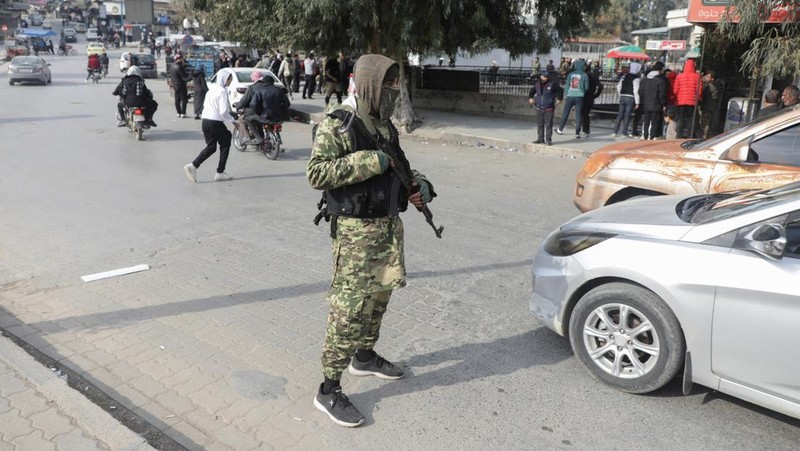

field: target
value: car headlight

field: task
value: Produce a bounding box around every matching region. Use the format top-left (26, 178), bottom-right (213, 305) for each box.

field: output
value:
top-left (543, 231), bottom-right (616, 256)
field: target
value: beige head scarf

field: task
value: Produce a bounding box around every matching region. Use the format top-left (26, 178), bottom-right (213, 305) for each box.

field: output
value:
top-left (353, 54), bottom-right (399, 117)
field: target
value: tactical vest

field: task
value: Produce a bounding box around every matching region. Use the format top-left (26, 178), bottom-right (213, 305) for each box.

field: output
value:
top-left (314, 109), bottom-right (411, 234)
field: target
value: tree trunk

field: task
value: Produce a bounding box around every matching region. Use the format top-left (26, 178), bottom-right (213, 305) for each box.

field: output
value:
top-left (392, 61), bottom-right (419, 133)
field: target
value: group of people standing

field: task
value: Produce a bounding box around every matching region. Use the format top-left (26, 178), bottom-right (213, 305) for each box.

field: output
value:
top-left (528, 59), bottom-right (603, 145)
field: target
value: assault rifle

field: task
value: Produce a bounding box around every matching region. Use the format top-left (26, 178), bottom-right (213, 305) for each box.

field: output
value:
top-left (338, 111), bottom-right (444, 239)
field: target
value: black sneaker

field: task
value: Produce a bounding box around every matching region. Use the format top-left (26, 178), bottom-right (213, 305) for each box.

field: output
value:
top-left (313, 384), bottom-right (365, 428)
top-left (348, 354), bottom-right (405, 380)
top-left (533, 139), bottom-right (544, 144)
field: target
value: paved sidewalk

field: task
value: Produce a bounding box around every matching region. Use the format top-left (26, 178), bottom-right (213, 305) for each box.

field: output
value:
top-left (288, 97), bottom-right (622, 159)
top-left (0, 333), bottom-right (154, 451)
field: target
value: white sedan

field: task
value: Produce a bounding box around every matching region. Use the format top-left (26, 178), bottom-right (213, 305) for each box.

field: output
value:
top-left (209, 68), bottom-right (285, 109)
top-left (530, 182), bottom-right (800, 420)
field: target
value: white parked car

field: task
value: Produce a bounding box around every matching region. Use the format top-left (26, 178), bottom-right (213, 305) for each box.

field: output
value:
top-left (42, 19), bottom-right (52, 29)
top-left (209, 68), bottom-right (285, 108)
top-left (86, 28), bottom-right (99, 41)
top-left (530, 182), bottom-right (800, 420)
top-left (119, 52), bottom-right (131, 72)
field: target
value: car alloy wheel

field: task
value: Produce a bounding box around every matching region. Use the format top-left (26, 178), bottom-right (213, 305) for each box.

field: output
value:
top-left (569, 282), bottom-right (685, 394)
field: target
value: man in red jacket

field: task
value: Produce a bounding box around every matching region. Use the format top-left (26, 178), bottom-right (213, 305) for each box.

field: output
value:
top-left (673, 59), bottom-right (702, 138)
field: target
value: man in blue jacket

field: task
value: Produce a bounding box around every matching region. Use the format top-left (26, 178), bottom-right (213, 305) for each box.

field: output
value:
top-left (556, 59), bottom-right (589, 139)
top-left (528, 70), bottom-right (563, 145)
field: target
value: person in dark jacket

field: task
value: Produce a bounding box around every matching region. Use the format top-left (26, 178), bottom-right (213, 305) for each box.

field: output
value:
top-left (756, 89), bottom-right (782, 118)
top-left (638, 62), bottom-right (667, 140)
top-left (191, 63), bottom-right (208, 120)
top-left (233, 71), bottom-right (269, 143)
top-left (171, 55), bottom-right (191, 118)
top-left (580, 65), bottom-right (603, 136)
top-left (252, 76), bottom-right (291, 126)
top-left (528, 70), bottom-right (563, 145)
top-left (699, 69), bottom-right (723, 139)
top-left (112, 66), bottom-right (158, 127)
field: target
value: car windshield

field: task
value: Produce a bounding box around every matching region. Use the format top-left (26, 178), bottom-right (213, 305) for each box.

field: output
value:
top-left (678, 181), bottom-right (800, 224)
top-left (137, 55), bottom-right (154, 63)
top-left (236, 71), bottom-right (261, 82)
top-left (680, 106), bottom-right (800, 150)
top-left (13, 57), bottom-right (40, 65)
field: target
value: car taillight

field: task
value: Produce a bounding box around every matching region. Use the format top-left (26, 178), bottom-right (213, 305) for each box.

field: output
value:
top-left (134, 109), bottom-right (144, 115)
top-left (236, 87), bottom-right (247, 94)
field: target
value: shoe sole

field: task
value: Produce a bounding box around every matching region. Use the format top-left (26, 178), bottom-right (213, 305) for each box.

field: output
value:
top-left (183, 166), bottom-right (196, 183)
top-left (313, 396), bottom-right (364, 427)
top-left (348, 363), bottom-right (405, 380)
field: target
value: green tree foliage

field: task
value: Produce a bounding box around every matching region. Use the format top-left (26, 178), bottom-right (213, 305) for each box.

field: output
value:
top-left (184, 0), bottom-right (610, 59)
top-left (718, 0), bottom-right (800, 78)
top-left (585, 0), bottom-right (678, 40)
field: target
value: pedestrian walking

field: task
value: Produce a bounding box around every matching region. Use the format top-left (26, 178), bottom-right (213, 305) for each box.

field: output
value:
top-left (531, 57), bottom-right (541, 79)
top-left (528, 69), bottom-right (563, 145)
top-left (556, 59), bottom-right (589, 139)
top-left (324, 53), bottom-right (342, 105)
top-left (184, 72), bottom-right (235, 183)
top-left (638, 61), bottom-right (667, 140)
top-left (673, 59), bottom-right (702, 138)
top-left (611, 62), bottom-right (641, 137)
top-left (307, 54), bottom-right (436, 428)
top-left (580, 65), bottom-right (603, 137)
top-left (303, 52), bottom-right (317, 99)
top-left (278, 54), bottom-right (296, 99)
top-left (191, 62), bottom-right (208, 119)
top-left (171, 55), bottom-right (191, 118)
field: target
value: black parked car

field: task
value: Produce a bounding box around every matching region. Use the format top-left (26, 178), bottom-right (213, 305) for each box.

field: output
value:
top-left (134, 53), bottom-right (158, 78)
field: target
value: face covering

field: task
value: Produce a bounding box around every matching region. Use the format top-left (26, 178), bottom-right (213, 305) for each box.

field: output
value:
top-left (379, 87), bottom-right (400, 120)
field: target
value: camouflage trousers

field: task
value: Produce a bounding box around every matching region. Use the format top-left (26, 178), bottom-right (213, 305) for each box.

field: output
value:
top-left (321, 288), bottom-right (392, 380)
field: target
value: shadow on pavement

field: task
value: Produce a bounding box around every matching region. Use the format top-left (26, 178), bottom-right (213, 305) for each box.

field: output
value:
top-left (0, 113), bottom-right (94, 124)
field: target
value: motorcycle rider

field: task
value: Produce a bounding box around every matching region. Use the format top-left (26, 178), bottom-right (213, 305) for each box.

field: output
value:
top-left (86, 53), bottom-right (101, 82)
top-left (100, 52), bottom-right (109, 77)
top-left (112, 66), bottom-right (158, 128)
top-left (232, 71), bottom-right (269, 143)
top-left (58, 37), bottom-right (66, 55)
top-left (250, 76), bottom-right (291, 143)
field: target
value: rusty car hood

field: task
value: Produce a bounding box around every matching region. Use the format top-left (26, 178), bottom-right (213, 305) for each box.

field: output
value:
top-left (591, 139), bottom-right (699, 159)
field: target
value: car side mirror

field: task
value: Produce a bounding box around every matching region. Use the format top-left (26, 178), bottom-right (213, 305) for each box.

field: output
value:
top-left (736, 223), bottom-right (786, 260)
top-left (726, 135), bottom-right (756, 162)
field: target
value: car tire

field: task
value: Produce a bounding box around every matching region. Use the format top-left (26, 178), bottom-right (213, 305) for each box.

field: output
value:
top-left (8, 80), bottom-right (14, 86)
top-left (47, 76), bottom-right (52, 84)
top-left (568, 282), bottom-right (685, 394)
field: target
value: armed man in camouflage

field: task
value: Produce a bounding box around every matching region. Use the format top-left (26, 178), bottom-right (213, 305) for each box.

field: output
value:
top-left (306, 54), bottom-right (436, 427)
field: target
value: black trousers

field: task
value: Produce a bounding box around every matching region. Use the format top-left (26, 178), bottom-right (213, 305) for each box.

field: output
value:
top-left (632, 106), bottom-right (644, 136)
top-left (536, 109), bottom-right (554, 143)
top-left (174, 85), bottom-right (188, 115)
top-left (677, 105), bottom-right (695, 138)
top-left (193, 89), bottom-right (206, 116)
top-left (581, 97), bottom-right (595, 134)
top-left (292, 73), bottom-right (301, 92)
top-left (193, 119), bottom-right (231, 173)
top-left (303, 74), bottom-right (315, 98)
top-left (642, 111), bottom-right (661, 140)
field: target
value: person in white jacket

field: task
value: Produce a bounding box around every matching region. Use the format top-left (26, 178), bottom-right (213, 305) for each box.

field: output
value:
top-left (184, 72), bottom-right (236, 182)
top-left (611, 62), bottom-right (641, 137)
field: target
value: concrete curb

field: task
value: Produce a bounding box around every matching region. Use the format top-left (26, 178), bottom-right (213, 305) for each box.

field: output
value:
top-left (0, 335), bottom-right (154, 451)
top-left (288, 107), bottom-right (591, 160)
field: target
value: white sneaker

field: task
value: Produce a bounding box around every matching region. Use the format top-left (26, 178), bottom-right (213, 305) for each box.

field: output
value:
top-left (183, 164), bottom-right (196, 183)
top-left (554, 128), bottom-right (563, 135)
top-left (610, 133), bottom-right (618, 137)
top-left (177, 113), bottom-right (181, 118)
top-left (214, 172), bottom-right (232, 181)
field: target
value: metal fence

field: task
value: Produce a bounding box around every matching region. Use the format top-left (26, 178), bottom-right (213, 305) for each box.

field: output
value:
top-left (472, 68), bottom-right (621, 106)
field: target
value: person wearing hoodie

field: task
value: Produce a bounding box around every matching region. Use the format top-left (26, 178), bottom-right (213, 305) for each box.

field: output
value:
top-left (580, 64), bottom-right (603, 136)
top-left (191, 62), bottom-right (208, 120)
top-left (638, 61), bottom-right (667, 140)
top-left (556, 59), bottom-right (589, 138)
top-left (307, 54), bottom-right (436, 428)
top-left (184, 72), bottom-right (236, 183)
top-left (611, 62), bottom-right (641, 137)
top-left (673, 59), bottom-right (702, 138)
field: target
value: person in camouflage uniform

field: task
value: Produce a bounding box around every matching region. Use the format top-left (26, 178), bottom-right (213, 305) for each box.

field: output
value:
top-left (306, 54), bottom-right (435, 428)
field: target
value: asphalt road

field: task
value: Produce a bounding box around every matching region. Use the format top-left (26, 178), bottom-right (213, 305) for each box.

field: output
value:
top-left (1, 39), bottom-right (799, 450)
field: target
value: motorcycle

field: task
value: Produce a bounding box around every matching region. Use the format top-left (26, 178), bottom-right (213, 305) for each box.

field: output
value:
top-left (232, 113), bottom-right (283, 160)
top-left (56, 45), bottom-right (77, 56)
top-left (123, 105), bottom-right (147, 141)
top-left (90, 69), bottom-right (103, 83)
